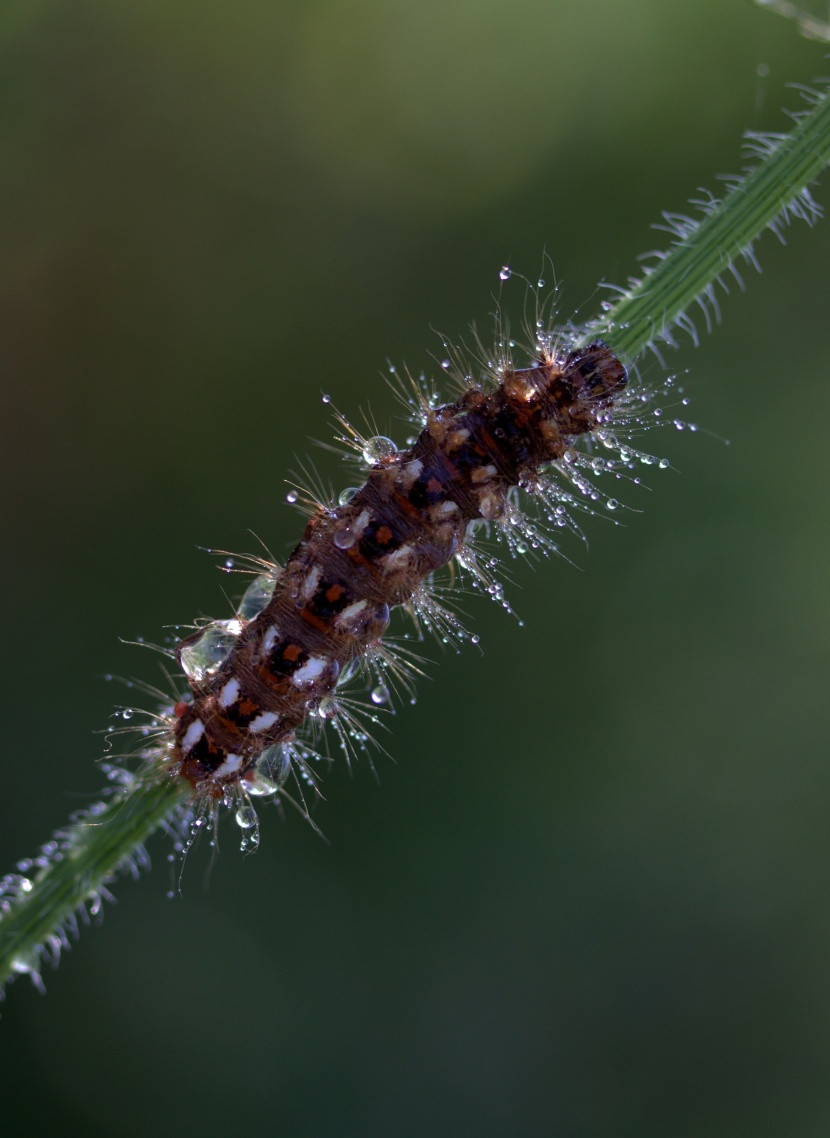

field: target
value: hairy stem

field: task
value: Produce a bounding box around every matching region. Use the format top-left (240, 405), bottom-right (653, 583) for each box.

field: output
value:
top-left (588, 83), bottom-right (830, 360)
top-left (0, 777), bottom-right (189, 991)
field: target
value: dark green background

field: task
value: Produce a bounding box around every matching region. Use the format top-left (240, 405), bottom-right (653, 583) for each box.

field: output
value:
top-left (2, 2), bottom-right (829, 1135)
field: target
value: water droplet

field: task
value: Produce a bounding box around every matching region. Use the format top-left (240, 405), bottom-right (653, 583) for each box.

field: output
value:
top-left (499, 265), bottom-right (511, 281)
top-left (10, 953), bottom-right (37, 977)
top-left (333, 525), bottom-right (356, 550)
top-left (516, 541), bottom-right (528, 554)
top-left (244, 775), bottom-right (275, 797)
top-left (658, 458), bottom-right (670, 470)
top-left (338, 486), bottom-right (359, 506)
top-left (285, 490), bottom-right (298, 504)
top-left (235, 805), bottom-right (257, 830)
top-left (537, 278), bottom-right (545, 288)
top-left (337, 659), bottom-right (360, 688)
top-left (361, 436), bottom-right (398, 465)
top-left (440, 359), bottom-right (451, 370)
top-left (238, 573), bottom-right (276, 620)
top-left (224, 558), bottom-right (234, 570)
top-left (122, 708), bottom-right (134, 720)
top-left (178, 620), bottom-right (243, 682)
top-left (605, 498), bottom-right (619, 511)
top-left (240, 831), bottom-right (260, 854)
top-left (257, 744), bottom-right (292, 788)
top-left (321, 394), bottom-right (331, 404)
top-left (317, 697), bottom-right (337, 719)
top-left (370, 683), bottom-right (390, 706)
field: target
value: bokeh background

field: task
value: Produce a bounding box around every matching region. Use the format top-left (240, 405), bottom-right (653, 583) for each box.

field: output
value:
top-left (1, 2), bottom-right (829, 1135)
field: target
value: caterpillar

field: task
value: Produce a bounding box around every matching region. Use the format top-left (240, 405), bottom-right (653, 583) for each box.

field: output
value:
top-left (170, 337), bottom-right (627, 790)
top-left (121, 308), bottom-right (677, 856)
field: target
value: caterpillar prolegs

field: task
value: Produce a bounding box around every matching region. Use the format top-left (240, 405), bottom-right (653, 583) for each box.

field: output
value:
top-left (160, 332), bottom-right (649, 828)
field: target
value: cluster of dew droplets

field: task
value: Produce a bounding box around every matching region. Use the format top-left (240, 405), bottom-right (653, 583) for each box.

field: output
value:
top-left (173, 569), bottom-right (292, 851)
top-left (0, 872), bottom-right (43, 992)
top-left (645, 373), bottom-right (700, 435)
top-left (549, 438), bottom-right (673, 524)
top-left (168, 746), bottom-right (292, 871)
top-left (233, 727), bottom-right (293, 851)
top-left (328, 436), bottom-right (401, 551)
top-left (172, 530), bottom-right (404, 849)
top-left (166, 811), bottom-right (210, 893)
top-left (178, 618), bottom-right (245, 684)
top-left (487, 265), bottom-right (681, 543)
top-left (0, 871), bottom-right (35, 917)
top-left (243, 750), bottom-right (307, 850)
top-left (234, 802), bottom-right (259, 854)
top-left (548, 354), bottom-right (692, 516)
top-left (178, 570), bottom-right (278, 685)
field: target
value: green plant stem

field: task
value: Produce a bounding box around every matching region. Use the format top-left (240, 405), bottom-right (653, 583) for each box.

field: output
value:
top-left (588, 85), bottom-right (830, 360)
top-left (0, 776), bottom-right (189, 989)
top-left (1, 80), bottom-right (829, 995)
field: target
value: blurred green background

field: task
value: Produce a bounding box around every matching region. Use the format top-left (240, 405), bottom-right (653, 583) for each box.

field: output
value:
top-left (1, 1), bottom-right (829, 1135)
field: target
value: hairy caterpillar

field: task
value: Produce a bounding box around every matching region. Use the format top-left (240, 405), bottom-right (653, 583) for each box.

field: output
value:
top-left (171, 337), bottom-right (627, 789)
top-left (108, 303), bottom-right (680, 856)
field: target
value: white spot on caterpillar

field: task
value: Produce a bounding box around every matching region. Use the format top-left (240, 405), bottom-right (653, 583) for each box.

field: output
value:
top-left (383, 544), bottom-right (415, 569)
top-left (214, 753), bottom-right (243, 778)
top-left (219, 677), bottom-right (241, 708)
top-left (446, 427), bottom-right (471, 449)
top-left (301, 565), bottom-right (322, 601)
top-left (352, 509), bottom-right (371, 538)
top-left (336, 599), bottom-right (368, 628)
top-left (471, 464), bottom-right (498, 483)
top-left (433, 500), bottom-right (459, 516)
top-left (249, 710), bottom-right (278, 733)
top-left (182, 719), bottom-right (205, 752)
top-left (398, 458), bottom-right (424, 491)
top-left (502, 370), bottom-right (537, 402)
top-left (478, 494), bottom-right (502, 520)
top-left (291, 656), bottom-right (328, 686)
top-left (262, 625), bottom-right (279, 654)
